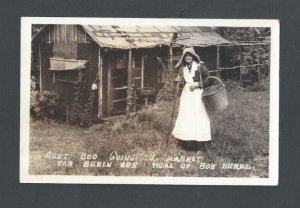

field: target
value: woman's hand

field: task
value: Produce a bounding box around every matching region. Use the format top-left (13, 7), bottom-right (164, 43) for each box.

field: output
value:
top-left (189, 85), bottom-right (198, 91)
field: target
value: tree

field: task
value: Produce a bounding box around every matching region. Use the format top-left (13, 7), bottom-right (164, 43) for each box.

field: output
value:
top-left (215, 27), bottom-right (271, 80)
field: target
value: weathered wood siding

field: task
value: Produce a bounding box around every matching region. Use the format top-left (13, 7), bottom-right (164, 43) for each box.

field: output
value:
top-left (77, 42), bottom-right (99, 118)
top-left (38, 25), bottom-right (90, 44)
top-left (40, 44), bottom-right (54, 91)
top-left (38, 41), bottom-right (100, 117)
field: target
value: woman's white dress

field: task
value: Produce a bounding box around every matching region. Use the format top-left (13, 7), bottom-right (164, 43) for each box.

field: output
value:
top-left (172, 62), bottom-right (211, 141)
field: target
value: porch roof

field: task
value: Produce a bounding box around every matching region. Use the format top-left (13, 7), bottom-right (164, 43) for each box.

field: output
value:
top-left (82, 25), bottom-right (231, 49)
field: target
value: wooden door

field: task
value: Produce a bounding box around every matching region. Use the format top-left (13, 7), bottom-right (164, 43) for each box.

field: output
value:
top-left (107, 51), bottom-right (128, 116)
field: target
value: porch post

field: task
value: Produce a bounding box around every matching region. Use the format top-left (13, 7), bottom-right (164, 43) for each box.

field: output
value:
top-left (141, 52), bottom-right (144, 89)
top-left (126, 49), bottom-right (133, 113)
top-left (97, 46), bottom-right (103, 118)
top-left (239, 46), bottom-right (242, 81)
top-left (169, 43), bottom-right (173, 76)
top-left (216, 45), bottom-right (220, 78)
top-left (38, 45), bottom-right (42, 91)
top-left (256, 46), bottom-right (261, 84)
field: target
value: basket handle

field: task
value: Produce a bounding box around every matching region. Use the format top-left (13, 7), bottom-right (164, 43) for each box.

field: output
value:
top-left (204, 76), bottom-right (223, 85)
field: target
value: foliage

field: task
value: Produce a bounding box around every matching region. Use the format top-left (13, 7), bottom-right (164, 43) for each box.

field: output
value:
top-left (155, 57), bottom-right (176, 102)
top-left (69, 69), bottom-right (93, 128)
top-left (246, 77), bottom-right (270, 92)
top-left (32, 24), bottom-right (45, 37)
top-left (30, 77), bottom-right (59, 120)
top-left (215, 27), bottom-right (271, 78)
top-left (31, 25), bottom-right (45, 71)
top-left (223, 79), bottom-right (244, 92)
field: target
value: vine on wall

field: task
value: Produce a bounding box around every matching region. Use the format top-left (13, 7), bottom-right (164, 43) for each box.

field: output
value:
top-left (69, 69), bottom-right (93, 127)
top-left (156, 57), bottom-right (176, 102)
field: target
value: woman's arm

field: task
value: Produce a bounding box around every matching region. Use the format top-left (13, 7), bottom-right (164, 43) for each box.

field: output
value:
top-left (200, 64), bottom-right (213, 88)
top-left (190, 64), bottom-right (205, 90)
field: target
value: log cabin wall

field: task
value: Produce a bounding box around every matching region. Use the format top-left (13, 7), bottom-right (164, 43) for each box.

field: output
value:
top-left (36, 25), bottom-right (100, 118)
top-left (76, 42), bottom-right (99, 118)
top-left (37, 25), bottom-right (90, 44)
top-left (39, 43), bottom-right (54, 92)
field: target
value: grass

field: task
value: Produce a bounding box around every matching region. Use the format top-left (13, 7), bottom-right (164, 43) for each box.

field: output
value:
top-left (29, 87), bottom-right (269, 178)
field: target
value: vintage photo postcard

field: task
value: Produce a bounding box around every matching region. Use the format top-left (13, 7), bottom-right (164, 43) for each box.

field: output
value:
top-left (20, 17), bottom-right (279, 185)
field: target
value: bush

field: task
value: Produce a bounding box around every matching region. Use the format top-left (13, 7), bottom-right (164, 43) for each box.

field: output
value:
top-left (223, 79), bottom-right (244, 92)
top-left (30, 91), bottom-right (59, 120)
top-left (250, 77), bottom-right (270, 92)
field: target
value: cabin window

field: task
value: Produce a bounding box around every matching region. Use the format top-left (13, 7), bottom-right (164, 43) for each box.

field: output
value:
top-left (49, 58), bottom-right (87, 71)
top-left (115, 54), bottom-right (127, 69)
top-left (49, 58), bottom-right (88, 84)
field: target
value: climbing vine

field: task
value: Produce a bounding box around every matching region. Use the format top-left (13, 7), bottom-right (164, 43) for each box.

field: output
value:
top-left (156, 57), bottom-right (176, 102)
top-left (69, 69), bottom-right (93, 127)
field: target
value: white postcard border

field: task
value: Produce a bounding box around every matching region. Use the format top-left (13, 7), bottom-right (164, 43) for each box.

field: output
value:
top-left (20, 17), bottom-right (279, 185)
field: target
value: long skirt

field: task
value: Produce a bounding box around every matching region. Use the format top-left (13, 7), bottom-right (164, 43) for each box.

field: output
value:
top-left (172, 83), bottom-right (211, 141)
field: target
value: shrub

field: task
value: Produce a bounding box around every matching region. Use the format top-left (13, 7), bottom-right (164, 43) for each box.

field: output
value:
top-left (250, 77), bottom-right (270, 92)
top-left (30, 91), bottom-right (59, 120)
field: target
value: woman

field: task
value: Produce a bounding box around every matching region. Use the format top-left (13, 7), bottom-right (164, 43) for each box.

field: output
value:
top-left (172, 46), bottom-right (211, 150)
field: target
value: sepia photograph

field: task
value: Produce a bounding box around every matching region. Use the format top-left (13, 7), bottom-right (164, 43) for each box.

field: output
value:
top-left (20, 18), bottom-right (279, 185)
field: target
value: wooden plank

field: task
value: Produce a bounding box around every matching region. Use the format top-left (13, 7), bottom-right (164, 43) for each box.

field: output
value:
top-left (169, 43), bottom-right (173, 73)
top-left (47, 27), bottom-right (50, 43)
top-left (113, 86), bottom-right (128, 90)
top-left (57, 25), bottom-right (59, 43)
top-left (56, 79), bottom-right (78, 84)
top-left (141, 52), bottom-right (144, 89)
top-left (112, 98), bottom-right (127, 103)
top-left (216, 45), bottom-right (220, 78)
top-left (53, 25), bottom-right (56, 43)
top-left (74, 26), bottom-right (79, 43)
top-left (256, 46), bottom-right (261, 83)
top-left (65, 25), bottom-right (67, 43)
top-left (69, 25), bottom-right (72, 43)
top-left (39, 45), bottom-right (42, 91)
top-left (110, 109), bottom-right (126, 115)
top-left (239, 47), bottom-right (242, 81)
top-left (107, 59), bottom-right (112, 116)
top-left (53, 71), bottom-right (56, 84)
top-left (126, 49), bottom-right (133, 113)
top-left (66, 105), bottom-right (69, 124)
top-left (98, 46), bottom-right (103, 118)
top-left (132, 54), bottom-right (136, 68)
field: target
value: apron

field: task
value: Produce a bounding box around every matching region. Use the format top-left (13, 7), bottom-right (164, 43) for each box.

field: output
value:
top-left (172, 61), bottom-right (211, 141)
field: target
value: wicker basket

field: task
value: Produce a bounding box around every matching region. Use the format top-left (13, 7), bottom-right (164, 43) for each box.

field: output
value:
top-left (202, 76), bottom-right (229, 112)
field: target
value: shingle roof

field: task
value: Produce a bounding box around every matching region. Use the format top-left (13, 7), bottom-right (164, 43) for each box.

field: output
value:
top-left (82, 25), bottom-right (231, 49)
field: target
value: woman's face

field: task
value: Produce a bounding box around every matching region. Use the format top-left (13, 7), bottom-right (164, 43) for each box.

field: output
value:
top-left (184, 53), bottom-right (193, 64)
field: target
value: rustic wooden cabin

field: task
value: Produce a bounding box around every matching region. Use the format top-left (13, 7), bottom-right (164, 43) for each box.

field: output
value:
top-left (32, 24), bottom-right (231, 119)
